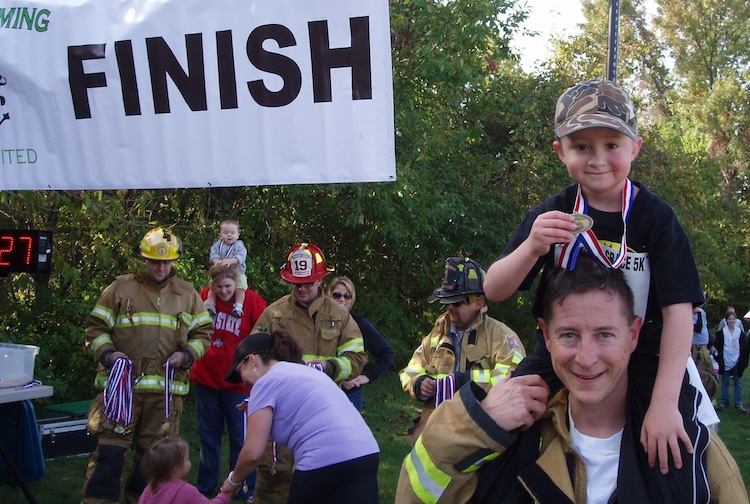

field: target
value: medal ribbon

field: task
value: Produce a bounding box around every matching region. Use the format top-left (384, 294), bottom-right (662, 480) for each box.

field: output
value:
top-left (557, 179), bottom-right (634, 270)
top-left (307, 362), bottom-right (326, 373)
top-left (165, 360), bottom-right (175, 419)
top-left (434, 374), bottom-right (455, 407)
top-left (220, 242), bottom-right (235, 259)
top-left (103, 357), bottom-right (133, 428)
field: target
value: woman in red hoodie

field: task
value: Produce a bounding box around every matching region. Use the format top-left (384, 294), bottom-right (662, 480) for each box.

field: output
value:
top-left (191, 265), bottom-right (267, 503)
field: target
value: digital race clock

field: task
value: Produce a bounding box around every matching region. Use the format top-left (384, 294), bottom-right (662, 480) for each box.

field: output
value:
top-left (0, 230), bottom-right (53, 275)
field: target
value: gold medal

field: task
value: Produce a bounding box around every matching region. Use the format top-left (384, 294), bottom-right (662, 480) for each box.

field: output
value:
top-left (572, 212), bottom-right (594, 234)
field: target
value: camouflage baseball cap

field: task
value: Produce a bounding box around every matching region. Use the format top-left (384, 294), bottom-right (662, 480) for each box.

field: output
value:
top-left (555, 79), bottom-right (638, 140)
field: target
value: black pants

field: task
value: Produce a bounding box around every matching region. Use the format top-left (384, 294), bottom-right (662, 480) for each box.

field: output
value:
top-left (287, 453), bottom-right (380, 504)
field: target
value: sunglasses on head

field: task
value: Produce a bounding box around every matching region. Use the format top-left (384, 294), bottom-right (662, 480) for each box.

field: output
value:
top-left (331, 292), bottom-right (352, 299)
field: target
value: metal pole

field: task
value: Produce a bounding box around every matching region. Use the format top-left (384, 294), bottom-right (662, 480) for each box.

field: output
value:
top-left (607, 0), bottom-right (620, 81)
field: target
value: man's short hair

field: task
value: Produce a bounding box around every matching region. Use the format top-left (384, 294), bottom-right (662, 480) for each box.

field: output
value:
top-left (542, 253), bottom-right (635, 322)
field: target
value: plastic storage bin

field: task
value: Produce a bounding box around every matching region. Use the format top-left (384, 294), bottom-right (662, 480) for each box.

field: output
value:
top-left (0, 343), bottom-right (40, 388)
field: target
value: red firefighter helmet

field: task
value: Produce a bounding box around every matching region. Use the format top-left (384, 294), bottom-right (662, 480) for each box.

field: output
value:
top-left (279, 243), bottom-right (333, 284)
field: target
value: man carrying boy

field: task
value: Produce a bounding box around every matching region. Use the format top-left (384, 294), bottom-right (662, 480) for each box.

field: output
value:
top-left (81, 227), bottom-right (213, 504)
top-left (482, 80), bottom-right (717, 500)
top-left (396, 255), bottom-right (747, 503)
top-left (400, 257), bottom-right (525, 445)
top-left (250, 242), bottom-right (367, 503)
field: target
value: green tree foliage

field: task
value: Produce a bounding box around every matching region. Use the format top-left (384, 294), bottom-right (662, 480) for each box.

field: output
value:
top-left (544, 0), bottom-right (750, 319)
top-left (4, 0), bottom-right (750, 402)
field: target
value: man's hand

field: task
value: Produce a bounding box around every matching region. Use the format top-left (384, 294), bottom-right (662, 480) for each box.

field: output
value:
top-left (480, 375), bottom-right (550, 431)
top-left (342, 375), bottom-right (370, 390)
top-left (166, 351), bottom-right (187, 368)
top-left (525, 210), bottom-right (577, 257)
top-left (419, 377), bottom-right (437, 399)
top-left (640, 401), bottom-right (693, 473)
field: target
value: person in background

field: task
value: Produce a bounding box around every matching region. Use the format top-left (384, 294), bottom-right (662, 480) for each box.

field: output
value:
top-left (712, 311), bottom-right (749, 412)
top-left (396, 254), bottom-right (747, 504)
top-left (717, 306), bottom-right (745, 334)
top-left (400, 257), bottom-right (525, 445)
top-left (692, 304), bottom-right (713, 376)
top-left (192, 265), bottom-right (267, 503)
top-left (138, 436), bottom-right (237, 504)
top-left (249, 242), bottom-right (367, 503)
top-left (221, 330), bottom-right (380, 504)
top-left (82, 227), bottom-right (212, 504)
top-left (205, 220), bottom-right (248, 318)
top-left (327, 276), bottom-right (395, 411)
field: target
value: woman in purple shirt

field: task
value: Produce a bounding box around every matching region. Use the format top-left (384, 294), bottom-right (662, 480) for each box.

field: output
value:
top-left (221, 330), bottom-right (380, 504)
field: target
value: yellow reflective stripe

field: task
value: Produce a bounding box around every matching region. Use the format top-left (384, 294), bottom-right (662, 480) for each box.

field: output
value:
top-left (186, 310), bottom-right (213, 332)
top-left (114, 312), bottom-right (179, 329)
top-left (338, 337), bottom-right (364, 354)
top-left (90, 304), bottom-right (116, 329)
top-left (400, 364), bottom-right (427, 385)
top-left (90, 333), bottom-right (114, 352)
top-left (94, 374), bottom-right (191, 395)
top-left (461, 451), bottom-right (501, 473)
top-left (187, 339), bottom-right (206, 359)
top-left (471, 369), bottom-right (492, 384)
top-left (330, 357), bottom-right (352, 382)
top-left (404, 436), bottom-right (451, 504)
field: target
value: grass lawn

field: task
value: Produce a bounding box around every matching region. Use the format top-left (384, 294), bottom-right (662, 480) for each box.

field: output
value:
top-left (1, 371), bottom-right (749, 503)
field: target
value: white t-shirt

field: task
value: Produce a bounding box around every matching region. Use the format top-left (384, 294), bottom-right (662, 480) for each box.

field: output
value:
top-left (569, 408), bottom-right (623, 504)
top-left (722, 325), bottom-right (742, 370)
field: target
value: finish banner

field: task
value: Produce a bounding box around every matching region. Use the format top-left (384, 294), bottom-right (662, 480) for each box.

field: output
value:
top-left (0, 1), bottom-right (395, 189)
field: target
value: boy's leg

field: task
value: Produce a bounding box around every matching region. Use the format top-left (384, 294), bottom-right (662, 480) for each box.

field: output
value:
top-left (624, 353), bottom-right (710, 503)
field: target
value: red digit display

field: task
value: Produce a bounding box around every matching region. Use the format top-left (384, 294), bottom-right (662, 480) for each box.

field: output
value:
top-left (0, 235), bottom-right (13, 266)
top-left (0, 230), bottom-right (53, 274)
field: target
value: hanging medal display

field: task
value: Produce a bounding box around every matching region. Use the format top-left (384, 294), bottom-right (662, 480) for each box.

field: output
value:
top-left (162, 360), bottom-right (175, 432)
top-left (434, 374), bottom-right (455, 407)
top-left (103, 357), bottom-right (134, 435)
top-left (557, 179), bottom-right (634, 270)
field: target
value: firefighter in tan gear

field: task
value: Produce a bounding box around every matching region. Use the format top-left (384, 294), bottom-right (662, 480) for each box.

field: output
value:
top-left (81, 228), bottom-right (212, 504)
top-left (250, 242), bottom-right (367, 504)
top-left (400, 257), bottom-right (526, 445)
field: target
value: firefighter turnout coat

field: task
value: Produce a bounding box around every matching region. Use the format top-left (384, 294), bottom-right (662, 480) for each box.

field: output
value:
top-left (85, 270), bottom-right (212, 396)
top-left (251, 293), bottom-right (366, 383)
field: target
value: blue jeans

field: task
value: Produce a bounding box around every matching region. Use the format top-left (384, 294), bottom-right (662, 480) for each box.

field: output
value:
top-left (345, 387), bottom-right (364, 411)
top-left (194, 385), bottom-right (256, 499)
top-left (720, 365), bottom-right (743, 407)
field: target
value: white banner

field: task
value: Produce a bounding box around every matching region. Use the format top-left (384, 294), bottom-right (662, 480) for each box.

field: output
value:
top-left (0, 0), bottom-right (395, 189)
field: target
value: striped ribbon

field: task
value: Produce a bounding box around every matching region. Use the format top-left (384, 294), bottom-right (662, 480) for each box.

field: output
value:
top-left (220, 242), bottom-right (235, 259)
top-left (164, 360), bottom-right (175, 419)
top-left (557, 179), bottom-right (634, 270)
top-left (307, 362), bottom-right (326, 373)
top-left (434, 374), bottom-right (455, 407)
top-left (103, 357), bottom-right (133, 428)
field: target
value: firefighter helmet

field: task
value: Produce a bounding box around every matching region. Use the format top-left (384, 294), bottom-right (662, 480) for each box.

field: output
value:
top-left (428, 257), bottom-right (486, 304)
top-left (138, 227), bottom-right (183, 261)
top-left (280, 243), bottom-right (333, 284)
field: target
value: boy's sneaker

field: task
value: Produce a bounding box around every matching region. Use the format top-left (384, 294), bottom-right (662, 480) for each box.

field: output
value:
top-left (207, 305), bottom-right (217, 320)
top-left (737, 405), bottom-right (746, 412)
top-left (231, 303), bottom-right (243, 318)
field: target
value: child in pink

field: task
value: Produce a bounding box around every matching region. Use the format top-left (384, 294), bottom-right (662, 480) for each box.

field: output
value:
top-left (138, 436), bottom-right (236, 504)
